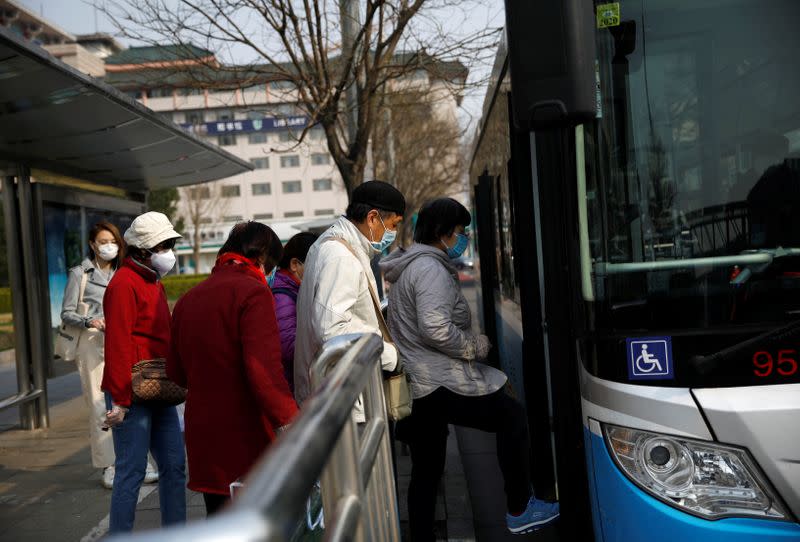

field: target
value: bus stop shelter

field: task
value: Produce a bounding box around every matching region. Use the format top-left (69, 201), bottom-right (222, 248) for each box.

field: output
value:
top-left (0, 25), bottom-right (251, 430)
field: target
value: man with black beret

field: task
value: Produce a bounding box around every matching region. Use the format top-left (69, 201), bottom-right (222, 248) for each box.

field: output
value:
top-left (293, 180), bottom-right (405, 419)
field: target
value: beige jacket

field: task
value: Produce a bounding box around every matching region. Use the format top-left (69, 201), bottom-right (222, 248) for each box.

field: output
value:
top-left (293, 216), bottom-right (398, 419)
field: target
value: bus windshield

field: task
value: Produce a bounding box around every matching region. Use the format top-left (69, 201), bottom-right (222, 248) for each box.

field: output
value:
top-left (584, 0), bottom-right (800, 330)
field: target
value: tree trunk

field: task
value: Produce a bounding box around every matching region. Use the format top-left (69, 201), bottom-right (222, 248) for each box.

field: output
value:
top-left (193, 228), bottom-right (201, 275)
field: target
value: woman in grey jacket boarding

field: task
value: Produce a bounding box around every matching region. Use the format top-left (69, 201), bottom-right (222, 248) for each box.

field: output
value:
top-left (380, 198), bottom-right (559, 541)
top-left (60, 221), bottom-right (157, 489)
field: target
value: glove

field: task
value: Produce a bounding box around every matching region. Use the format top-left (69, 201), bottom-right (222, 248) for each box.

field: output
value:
top-left (474, 334), bottom-right (492, 361)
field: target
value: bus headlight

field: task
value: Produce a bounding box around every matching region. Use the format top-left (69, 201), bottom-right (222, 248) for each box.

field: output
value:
top-left (603, 424), bottom-right (788, 520)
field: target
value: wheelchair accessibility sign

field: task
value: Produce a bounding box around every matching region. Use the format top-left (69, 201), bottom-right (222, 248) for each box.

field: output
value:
top-left (626, 337), bottom-right (674, 380)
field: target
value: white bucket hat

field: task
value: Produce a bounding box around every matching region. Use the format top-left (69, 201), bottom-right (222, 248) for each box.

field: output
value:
top-left (124, 211), bottom-right (182, 249)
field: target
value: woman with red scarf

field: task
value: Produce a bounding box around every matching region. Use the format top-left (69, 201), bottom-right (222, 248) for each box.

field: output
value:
top-left (167, 221), bottom-right (298, 515)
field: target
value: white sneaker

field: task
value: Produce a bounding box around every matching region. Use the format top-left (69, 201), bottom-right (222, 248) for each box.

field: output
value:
top-left (144, 466), bottom-right (159, 484)
top-left (101, 466), bottom-right (115, 489)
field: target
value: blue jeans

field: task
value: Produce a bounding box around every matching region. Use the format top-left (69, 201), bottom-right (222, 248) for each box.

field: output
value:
top-left (105, 393), bottom-right (186, 533)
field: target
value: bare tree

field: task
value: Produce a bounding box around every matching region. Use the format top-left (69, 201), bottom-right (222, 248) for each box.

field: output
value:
top-left (373, 89), bottom-right (466, 243)
top-left (179, 181), bottom-right (229, 274)
top-left (100, 0), bottom-right (500, 198)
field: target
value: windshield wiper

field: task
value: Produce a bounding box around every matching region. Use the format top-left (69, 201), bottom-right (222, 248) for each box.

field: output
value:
top-left (730, 247), bottom-right (800, 285)
top-left (687, 320), bottom-right (800, 377)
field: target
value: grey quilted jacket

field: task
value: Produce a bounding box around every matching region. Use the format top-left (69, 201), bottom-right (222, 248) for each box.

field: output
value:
top-left (380, 244), bottom-right (506, 399)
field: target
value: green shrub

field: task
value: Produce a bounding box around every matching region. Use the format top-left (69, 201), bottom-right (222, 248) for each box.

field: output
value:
top-left (0, 288), bottom-right (11, 313)
top-left (162, 274), bottom-right (209, 300)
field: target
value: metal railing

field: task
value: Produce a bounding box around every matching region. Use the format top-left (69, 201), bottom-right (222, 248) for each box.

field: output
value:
top-left (109, 332), bottom-right (400, 542)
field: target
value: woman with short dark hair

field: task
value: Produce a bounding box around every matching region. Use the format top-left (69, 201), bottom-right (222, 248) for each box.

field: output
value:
top-left (380, 198), bottom-right (559, 540)
top-left (168, 221), bottom-right (298, 516)
top-left (272, 231), bottom-right (319, 392)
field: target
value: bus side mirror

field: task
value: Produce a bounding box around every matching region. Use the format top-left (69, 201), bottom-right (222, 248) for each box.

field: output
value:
top-left (504, 0), bottom-right (597, 130)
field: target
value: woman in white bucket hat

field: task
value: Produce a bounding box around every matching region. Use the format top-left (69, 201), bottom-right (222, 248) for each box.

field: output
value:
top-left (101, 211), bottom-right (186, 533)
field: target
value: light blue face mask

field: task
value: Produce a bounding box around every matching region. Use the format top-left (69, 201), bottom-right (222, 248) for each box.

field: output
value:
top-left (266, 266), bottom-right (278, 287)
top-left (444, 233), bottom-right (469, 259)
top-left (370, 214), bottom-right (397, 253)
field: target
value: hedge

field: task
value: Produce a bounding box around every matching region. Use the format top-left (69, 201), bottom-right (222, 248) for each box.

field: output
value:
top-left (0, 288), bottom-right (11, 313)
top-left (161, 274), bottom-right (210, 300)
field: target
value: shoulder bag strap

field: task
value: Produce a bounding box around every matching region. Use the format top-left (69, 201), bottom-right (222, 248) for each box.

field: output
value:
top-left (78, 269), bottom-right (89, 304)
top-left (325, 238), bottom-right (393, 343)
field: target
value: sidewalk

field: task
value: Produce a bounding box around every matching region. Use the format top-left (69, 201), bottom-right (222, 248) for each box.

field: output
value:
top-left (0, 372), bottom-right (473, 541)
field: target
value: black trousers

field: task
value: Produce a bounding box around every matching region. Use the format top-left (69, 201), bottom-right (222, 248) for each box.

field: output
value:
top-left (202, 492), bottom-right (230, 516)
top-left (407, 387), bottom-right (532, 542)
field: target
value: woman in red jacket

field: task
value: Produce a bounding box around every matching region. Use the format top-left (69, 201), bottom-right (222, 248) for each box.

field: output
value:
top-left (168, 221), bottom-right (298, 515)
top-left (101, 211), bottom-right (186, 534)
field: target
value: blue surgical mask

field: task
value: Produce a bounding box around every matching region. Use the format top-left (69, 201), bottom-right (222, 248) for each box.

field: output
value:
top-left (444, 233), bottom-right (469, 259)
top-left (370, 215), bottom-right (397, 253)
top-left (266, 266), bottom-right (278, 287)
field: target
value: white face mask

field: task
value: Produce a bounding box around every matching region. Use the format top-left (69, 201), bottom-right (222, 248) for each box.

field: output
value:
top-left (149, 249), bottom-right (176, 277)
top-left (96, 243), bottom-right (119, 262)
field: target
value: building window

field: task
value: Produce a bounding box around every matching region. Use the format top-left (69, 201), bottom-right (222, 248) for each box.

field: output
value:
top-left (282, 181), bottom-right (302, 194)
top-left (178, 87), bottom-right (204, 96)
top-left (185, 111), bottom-right (204, 124)
top-left (314, 209), bottom-right (335, 216)
top-left (313, 178), bottom-right (333, 191)
top-left (189, 186), bottom-right (211, 199)
top-left (310, 127), bottom-right (326, 141)
top-left (216, 110), bottom-right (234, 121)
top-left (280, 155), bottom-right (300, 168)
top-left (199, 217), bottom-right (213, 224)
top-left (254, 213), bottom-right (274, 220)
top-left (252, 182), bottom-right (272, 195)
top-left (218, 134), bottom-right (237, 146)
top-left (241, 84), bottom-right (264, 93)
top-left (311, 153), bottom-right (331, 166)
top-left (146, 87), bottom-right (173, 98)
top-left (248, 132), bottom-right (268, 144)
top-left (223, 215), bottom-right (244, 222)
top-left (270, 80), bottom-right (295, 90)
top-left (247, 109), bottom-right (269, 120)
top-left (250, 157), bottom-right (269, 169)
top-left (284, 211), bottom-right (304, 218)
top-left (278, 131), bottom-right (294, 143)
top-left (276, 104), bottom-right (298, 116)
top-left (124, 89), bottom-right (141, 100)
top-left (221, 185), bottom-right (241, 198)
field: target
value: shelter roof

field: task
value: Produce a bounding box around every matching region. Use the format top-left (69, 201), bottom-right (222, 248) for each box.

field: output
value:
top-left (0, 26), bottom-right (252, 193)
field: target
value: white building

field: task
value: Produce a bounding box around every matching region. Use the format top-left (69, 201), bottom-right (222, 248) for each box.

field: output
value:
top-left (103, 45), bottom-right (467, 273)
top-left (0, 0), bottom-right (123, 77)
top-left (103, 45), bottom-right (348, 272)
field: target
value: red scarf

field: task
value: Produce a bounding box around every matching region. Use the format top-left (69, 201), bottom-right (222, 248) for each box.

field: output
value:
top-left (214, 252), bottom-right (267, 284)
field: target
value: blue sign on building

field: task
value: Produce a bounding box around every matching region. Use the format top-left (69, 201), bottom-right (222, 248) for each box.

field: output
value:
top-left (626, 336), bottom-right (674, 380)
top-left (180, 115), bottom-right (308, 136)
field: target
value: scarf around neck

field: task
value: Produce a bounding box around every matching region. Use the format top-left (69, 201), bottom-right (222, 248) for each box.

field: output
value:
top-left (214, 252), bottom-right (267, 284)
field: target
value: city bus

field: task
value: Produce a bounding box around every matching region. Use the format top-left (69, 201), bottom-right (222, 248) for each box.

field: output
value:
top-left (469, 1), bottom-right (800, 539)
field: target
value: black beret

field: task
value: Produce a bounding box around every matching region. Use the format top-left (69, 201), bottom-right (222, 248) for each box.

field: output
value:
top-left (351, 180), bottom-right (406, 216)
